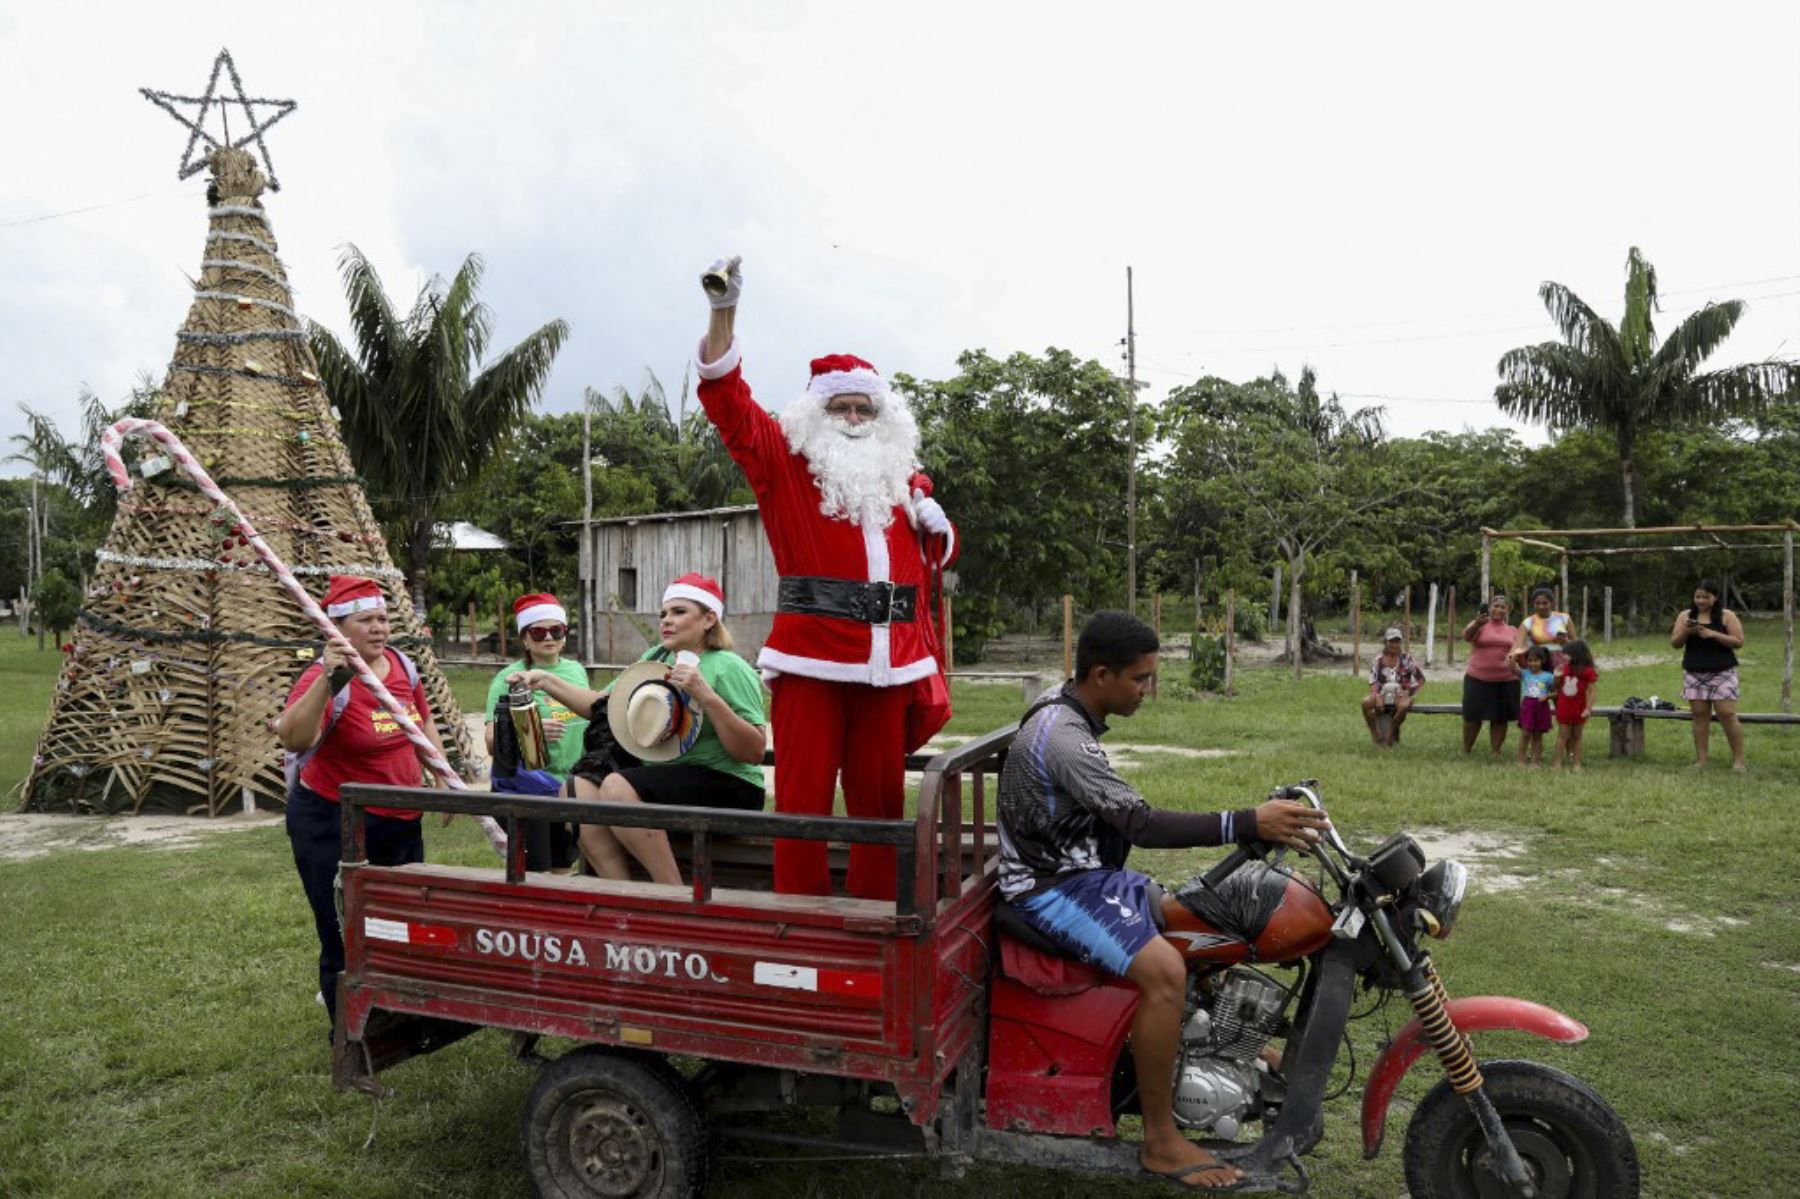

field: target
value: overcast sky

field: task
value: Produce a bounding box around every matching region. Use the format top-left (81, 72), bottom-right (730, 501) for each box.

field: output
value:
top-left (2, 1), bottom-right (1796, 483)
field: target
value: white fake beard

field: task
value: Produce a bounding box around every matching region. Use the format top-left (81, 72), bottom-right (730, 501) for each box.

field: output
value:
top-left (780, 394), bottom-right (920, 530)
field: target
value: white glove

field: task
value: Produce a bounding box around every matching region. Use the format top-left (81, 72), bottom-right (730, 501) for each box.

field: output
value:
top-left (913, 490), bottom-right (950, 536)
top-left (701, 256), bottom-right (743, 309)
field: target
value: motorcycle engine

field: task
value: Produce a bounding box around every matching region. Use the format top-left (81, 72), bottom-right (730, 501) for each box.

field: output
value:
top-left (1172, 967), bottom-right (1289, 1138)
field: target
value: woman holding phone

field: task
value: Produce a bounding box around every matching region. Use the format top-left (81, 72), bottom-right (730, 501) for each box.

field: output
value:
top-left (1670, 579), bottom-right (1747, 771)
top-left (1459, 593), bottom-right (1519, 757)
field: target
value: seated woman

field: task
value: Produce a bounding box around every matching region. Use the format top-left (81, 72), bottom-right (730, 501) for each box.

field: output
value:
top-left (1361, 627), bottom-right (1425, 748)
top-left (485, 592), bottom-right (589, 873)
top-left (513, 573), bottom-right (766, 885)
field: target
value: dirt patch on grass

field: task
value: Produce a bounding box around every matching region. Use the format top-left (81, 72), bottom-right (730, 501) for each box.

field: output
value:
top-left (1406, 827), bottom-right (1532, 894)
top-left (0, 812), bottom-right (280, 862)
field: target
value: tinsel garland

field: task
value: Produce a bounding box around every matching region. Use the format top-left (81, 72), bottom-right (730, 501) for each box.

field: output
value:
top-left (207, 205), bottom-right (268, 222)
top-left (208, 473), bottom-right (363, 490)
top-left (205, 230), bottom-right (280, 257)
top-left (197, 258), bottom-right (292, 290)
top-left (177, 330), bottom-right (306, 345)
top-left (76, 609), bottom-right (430, 652)
top-left (96, 548), bottom-right (403, 579)
top-left (169, 362), bottom-right (311, 387)
top-left (166, 425), bottom-right (337, 443)
top-left (116, 499), bottom-right (386, 542)
top-left (192, 290), bottom-right (298, 319)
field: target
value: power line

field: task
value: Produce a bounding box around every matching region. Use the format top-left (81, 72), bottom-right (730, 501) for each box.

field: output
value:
top-left (0, 186), bottom-right (196, 230)
top-left (1138, 274), bottom-right (1800, 340)
top-left (1142, 289), bottom-right (1800, 358)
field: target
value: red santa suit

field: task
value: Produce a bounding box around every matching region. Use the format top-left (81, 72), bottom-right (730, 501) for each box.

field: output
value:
top-left (696, 338), bottom-right (955, 899)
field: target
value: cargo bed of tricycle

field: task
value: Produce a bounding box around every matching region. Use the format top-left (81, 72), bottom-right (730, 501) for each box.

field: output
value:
top-left (332, 725), bottom-right (1012, 1128)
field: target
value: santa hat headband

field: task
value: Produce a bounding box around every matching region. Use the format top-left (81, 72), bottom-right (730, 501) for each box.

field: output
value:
top-left (513, 592), bottom-right (568, 631)
top-left (663, 572), bottom-right (725, 617)
top-left (324, 575), bottom-right (385, 619)
top-left (806, 353), bottom-right (888, 405)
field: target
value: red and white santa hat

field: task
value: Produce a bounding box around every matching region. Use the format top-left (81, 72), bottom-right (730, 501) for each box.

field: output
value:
top-left (806, 353), bottom-right (888, 407)
top-left (663, 572), bottom-right (725, 617)
top-left (513, 592), bottom-right (568, 631)
top-left (324, 575), bottom-right (385, 619)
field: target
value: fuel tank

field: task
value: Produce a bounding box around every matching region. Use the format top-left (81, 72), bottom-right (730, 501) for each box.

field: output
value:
top-left (1160, 864), bottom-right (1334, 965)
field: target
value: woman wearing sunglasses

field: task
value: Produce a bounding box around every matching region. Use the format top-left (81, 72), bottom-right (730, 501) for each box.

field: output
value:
top-left (512, 573), bottom-right (767, 886)
top-left (484, 593), bottom-right (590, 872)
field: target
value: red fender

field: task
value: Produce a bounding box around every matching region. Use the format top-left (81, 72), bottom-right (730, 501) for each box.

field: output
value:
top-left (1360, 996), bottom-right (1588, 1158)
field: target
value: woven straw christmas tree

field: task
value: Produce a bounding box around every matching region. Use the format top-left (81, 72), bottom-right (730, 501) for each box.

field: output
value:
top-left (24, 143), bottom-right (473, 815)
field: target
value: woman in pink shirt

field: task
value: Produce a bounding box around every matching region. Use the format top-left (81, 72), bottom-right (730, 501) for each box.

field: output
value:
top-left (1460, 593), bottom-right (1520, 756)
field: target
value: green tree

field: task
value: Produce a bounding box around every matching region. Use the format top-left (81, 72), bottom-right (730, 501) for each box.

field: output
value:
top-left (307, 246), bottom-right (569, 608)
top-left (1496, 246), bottom-right (1800, 527)
top-left (898, 348), bottom-right (1135, 662)
top-left (586, 371), bottom-right (746, 514)
top-left (1161, 369), bottom-right (1414, 680)
top-left (33, 568), bottom-right (81, 645)
top-left (9, 378), bottom-right (160, 546)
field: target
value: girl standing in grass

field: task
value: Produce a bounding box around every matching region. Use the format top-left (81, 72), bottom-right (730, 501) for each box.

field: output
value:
top-left (1516, 643), bottom-right (1554, 766)
top-left (1551, 639), bottom-right (1599, 772)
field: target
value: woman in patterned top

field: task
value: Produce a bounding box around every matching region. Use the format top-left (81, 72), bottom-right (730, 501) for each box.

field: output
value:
top-left (1361, 627), bottom-right (1425, 748)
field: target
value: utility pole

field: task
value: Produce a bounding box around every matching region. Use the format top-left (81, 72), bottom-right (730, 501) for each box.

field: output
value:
top-left (29, 474), bottom-right (42, 650)
top-left (582, 394), bottom-right (595, 667)
top-left (1125, 266), bottom-right (1138, 615)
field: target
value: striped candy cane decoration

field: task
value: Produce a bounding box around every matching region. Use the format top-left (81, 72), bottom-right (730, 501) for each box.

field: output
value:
top-left (101, 418), bottom-right (507, 857)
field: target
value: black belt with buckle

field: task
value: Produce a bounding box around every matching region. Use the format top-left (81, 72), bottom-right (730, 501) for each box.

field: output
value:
top-left (777, 577), bottom-right (918, 624)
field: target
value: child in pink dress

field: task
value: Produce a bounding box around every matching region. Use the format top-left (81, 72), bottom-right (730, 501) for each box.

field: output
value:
top-left (1516, 644), bottom-right (1554, 766)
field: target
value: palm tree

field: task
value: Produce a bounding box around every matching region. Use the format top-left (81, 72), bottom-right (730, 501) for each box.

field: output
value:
top-left (9, 377), bottom-right (161, 537)
top-left (586, 368), bottom-right (746, 511)
top-left (309, 246), bottom-right (568, 607)
top-left (1496, 247), bottom-right (1800, 527)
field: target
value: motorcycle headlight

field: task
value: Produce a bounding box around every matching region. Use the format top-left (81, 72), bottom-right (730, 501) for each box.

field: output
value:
top-left (1412, 859), bottom-right (1467, 940)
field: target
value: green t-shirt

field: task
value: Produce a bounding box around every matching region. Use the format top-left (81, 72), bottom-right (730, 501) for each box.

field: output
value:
top-left (485, 656), bottom-right (592, 778)
top-left (632, 646), bottom-right (768, 790)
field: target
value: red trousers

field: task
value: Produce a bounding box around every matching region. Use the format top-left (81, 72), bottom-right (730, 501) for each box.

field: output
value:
top-left (770, 674), bottom-right (908, 899)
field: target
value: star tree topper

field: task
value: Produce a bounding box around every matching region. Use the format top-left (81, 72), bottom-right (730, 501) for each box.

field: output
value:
top-left (140, 48), bottom-right (297, 192)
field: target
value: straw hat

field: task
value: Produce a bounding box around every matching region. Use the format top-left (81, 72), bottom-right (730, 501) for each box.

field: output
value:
top-left (606, 659), bottom-right (704, 762)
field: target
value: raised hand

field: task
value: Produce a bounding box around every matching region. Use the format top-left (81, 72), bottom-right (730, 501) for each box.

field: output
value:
top-left (701, 256), bottom-right (743, 309)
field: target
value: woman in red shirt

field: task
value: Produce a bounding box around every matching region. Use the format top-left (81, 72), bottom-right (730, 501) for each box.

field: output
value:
top-left (274, 575), bottom-right (453, 1033)
top-left (1459, 593), bottom-right (1520, 757)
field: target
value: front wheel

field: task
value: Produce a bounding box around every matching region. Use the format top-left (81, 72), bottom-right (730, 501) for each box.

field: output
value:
top-left (522, 1048), bottom-right (707, 1198)
top-left (1402, 1059), bottom-right (1638, 1199)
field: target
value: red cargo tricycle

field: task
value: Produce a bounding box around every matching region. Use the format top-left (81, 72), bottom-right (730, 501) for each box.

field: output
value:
top-left (333, 725), bottom-right (1635, 1197)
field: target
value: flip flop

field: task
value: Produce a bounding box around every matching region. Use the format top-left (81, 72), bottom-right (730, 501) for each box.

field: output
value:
top-left (1146, 1159), bottom-right (1251, 1192)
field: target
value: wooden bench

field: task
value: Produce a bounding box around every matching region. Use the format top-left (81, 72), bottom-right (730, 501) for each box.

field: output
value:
top-left (1396, 702), bottom-right (1799, 757)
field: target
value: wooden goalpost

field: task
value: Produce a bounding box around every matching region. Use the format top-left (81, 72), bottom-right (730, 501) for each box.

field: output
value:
top-left (1478, 522), bottom-right (1797, 713)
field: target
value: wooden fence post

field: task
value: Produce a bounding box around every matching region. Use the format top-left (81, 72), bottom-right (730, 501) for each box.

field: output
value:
top-left (1581, 585), bottom-right (1590, 639)
top-left (1225, 588), bottom-right (1237, 697)
top-left (1446, 585), bottom-right (1456, 666)
top-left (1603, 586), bottom-right (1613, 646)
top-left (1560, 553), bottom-right (1571, 618)
top-left (468, 600), bottom-right (477, 657)
top-left (1479, 533), bottom-right (1491, 608)
top-left (1350, 570), bottom-right (1361, 677)
top-left (943, 595), bottom-right (955, 674)
top-left (1062, 594), bottom-right (1074, 680)
top-left (1403, 585), bottom-right (1413, 651)
top-left (1270, 566), bottom-right (1282, 630)
top-left (1784, 529), bottom-right (1794, 713)
top-left (1424, 582), bottom-right (1439, 666)
top-left (1150, 592), bottom-right (1162, 699)
top-left (498, 597), bottom-right (508, 659)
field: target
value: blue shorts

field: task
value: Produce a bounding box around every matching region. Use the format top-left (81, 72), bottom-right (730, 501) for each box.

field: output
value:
top-left (1011, 868), bottom-right (1160, 977)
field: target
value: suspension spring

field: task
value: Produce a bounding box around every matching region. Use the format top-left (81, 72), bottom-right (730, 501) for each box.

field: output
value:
top-left (1407, 958), bottom-right (1483, 1094)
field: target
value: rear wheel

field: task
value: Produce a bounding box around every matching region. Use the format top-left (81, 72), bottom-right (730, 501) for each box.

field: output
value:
top-left (1403, 1060), bottom-right (1638, 1199)
top-left (522, 1049), bottom-right (707, 1198)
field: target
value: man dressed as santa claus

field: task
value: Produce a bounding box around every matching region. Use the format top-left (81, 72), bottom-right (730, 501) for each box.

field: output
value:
top-left (695, 256), bottom-right (955, 900)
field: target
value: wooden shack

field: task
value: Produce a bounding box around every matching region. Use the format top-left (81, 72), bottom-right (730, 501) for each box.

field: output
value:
top-left (575, 505), bottom-right (777, 662)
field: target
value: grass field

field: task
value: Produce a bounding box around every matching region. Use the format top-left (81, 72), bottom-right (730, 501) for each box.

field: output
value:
top-left (2, 623), bottom-right (1797, 1197)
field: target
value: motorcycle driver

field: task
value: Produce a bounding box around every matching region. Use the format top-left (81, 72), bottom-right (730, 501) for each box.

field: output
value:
top-left (996, 609), bottom-right (1331, 1190)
